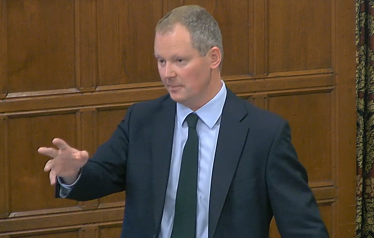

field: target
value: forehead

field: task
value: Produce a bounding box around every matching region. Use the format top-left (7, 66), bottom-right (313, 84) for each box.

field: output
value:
top-left (154, 24), bottom-right (197, 57)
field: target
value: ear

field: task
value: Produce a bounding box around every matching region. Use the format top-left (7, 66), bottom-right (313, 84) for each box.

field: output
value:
top-left (208, 47), bottom-right (221, 70)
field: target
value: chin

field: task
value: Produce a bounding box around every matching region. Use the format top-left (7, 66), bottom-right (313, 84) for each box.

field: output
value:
top-left (169, 94), bottom-right (185, 103)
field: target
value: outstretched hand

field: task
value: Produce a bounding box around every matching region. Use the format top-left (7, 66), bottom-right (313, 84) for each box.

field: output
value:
top-left (38, 138), bottom-right (89, 185)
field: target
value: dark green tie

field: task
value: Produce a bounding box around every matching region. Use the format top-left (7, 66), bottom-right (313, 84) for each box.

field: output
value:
top-left (171, 113), bottom-right (199, 238)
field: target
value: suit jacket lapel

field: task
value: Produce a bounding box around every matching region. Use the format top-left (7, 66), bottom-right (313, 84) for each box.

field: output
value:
top-left (151, 97), bottom-right (176, 232)
top-left (209, 90), bottom-right (250, 238)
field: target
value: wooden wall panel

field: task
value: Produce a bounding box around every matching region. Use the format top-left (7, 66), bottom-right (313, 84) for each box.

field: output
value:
top-left (166, 0), bottom-right (253, 76)
top-left (8, 113), bottom-right (78, 214)
top-left (97, 0), bottom-right (162, 86)
top-left (0, 208), bottom-right (124, 234)
top-left (79, 226), bottom-right (99, 238)
top-left (319, 202), bottom-right (334, 236)
top-left (268, 91), bottom-right (333, 183)
top-left (0, 0), bottom-right (356, 236)
top-left (268, 0), bottom-right (332, 73)
top-left (99, 225), bottom-right (122, 238)
top-left (0, 116), bottom-right (9, 218)
top-left (334, 1), bottom-right (356, 237)
top-left (6, 0), bottom-right (76, 93)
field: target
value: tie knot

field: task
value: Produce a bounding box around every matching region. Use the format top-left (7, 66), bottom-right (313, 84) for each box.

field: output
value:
top-left (185, 113), bottom-right (199, 128)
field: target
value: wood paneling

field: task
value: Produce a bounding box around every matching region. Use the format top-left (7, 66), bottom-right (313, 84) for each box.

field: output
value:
top-left (99, 224), bottom-right (122, 238)
top-left (12, 231), bottom-right (78, 238)
top-left (97, 0), bottom-right (162, 86)
top-left (7, 0), bottom-right (76, 93)
top-left (76, 0), bottom-right (97, 92)
top-left (0, 76), bottom-right (333, 114)
top-left (8, 113), bottom-right (77, 214)
top-left (0, 1), bottom-right (7, 98)
top-left (0, 208), bottom-right (124, 233)
top-left (334, 0), bottom-right (357, 237)
top-left (0, 0), bottom-right (356, 236)
top-left (319, 201), bottom-right (335, 237)
top-left (268, 90), bottom-right (333, 183)
top-left (268, 0), bottom-right (332, 73)
top-left (0, 116), bottom-right (9, 218)
top-left (79, 226), bottom-right (99, 238)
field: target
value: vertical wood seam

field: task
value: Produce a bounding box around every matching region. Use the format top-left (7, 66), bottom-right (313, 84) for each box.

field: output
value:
top-left (0, 116), bottom-right (10, 218)
top-left (253, 0), bottom-right (266, 76)
top-left (75, 0), bottom-right (81, 90)
top-left (0, 0), bottom-right (8, 98)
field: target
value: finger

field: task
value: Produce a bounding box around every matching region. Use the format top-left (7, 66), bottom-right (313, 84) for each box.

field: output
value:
top-left (52, 138), bottom-right (69, 151)
top-left (38, 147), bottom-right (58, 158)
top-left (44, 159), bottom-right (54, 172)
top-left (49, 169), bottom-right (57, 185)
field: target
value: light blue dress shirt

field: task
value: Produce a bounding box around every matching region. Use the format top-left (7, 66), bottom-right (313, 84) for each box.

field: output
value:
top-left (159, 82), bottom-right (227, 238)
top-left (60, 82), bottom-right (227, 238)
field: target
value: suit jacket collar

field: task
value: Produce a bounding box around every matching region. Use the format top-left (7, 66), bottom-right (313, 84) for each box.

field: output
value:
top-left (151, 96), bottom-right (176, 232)
top-left (208, 89), bottom-right (249, 238)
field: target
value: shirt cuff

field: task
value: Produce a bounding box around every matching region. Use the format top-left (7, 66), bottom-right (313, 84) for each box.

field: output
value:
top-left (57, 172), bottom-right (81, 198)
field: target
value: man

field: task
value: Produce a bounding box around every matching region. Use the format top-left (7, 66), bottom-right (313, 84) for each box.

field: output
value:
top-left (38, 5), bottom-right (329, 238)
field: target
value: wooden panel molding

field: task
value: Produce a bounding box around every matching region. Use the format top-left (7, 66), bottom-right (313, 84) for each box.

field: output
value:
top-left (0, 207), bottom-right (123, 234)
top-left (251, 93), bottom-right (268, 109)
top-left (0, 75), bottom-right (334, 114)
top-left (5, 227), bottom-right (79, 238)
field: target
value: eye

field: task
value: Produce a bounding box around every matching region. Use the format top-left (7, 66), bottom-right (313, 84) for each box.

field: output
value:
top-left (176, 58), bottom-right (187, 66)
top-left (157, 59), bottom-right (166, 66)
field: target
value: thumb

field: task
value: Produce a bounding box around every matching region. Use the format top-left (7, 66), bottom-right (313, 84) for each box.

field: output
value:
top-left (79, 150), bottom-right (89, 160)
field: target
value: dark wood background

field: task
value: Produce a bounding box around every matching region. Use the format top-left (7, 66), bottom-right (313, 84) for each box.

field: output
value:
top-left (0, 0), bottom-right (356, 237)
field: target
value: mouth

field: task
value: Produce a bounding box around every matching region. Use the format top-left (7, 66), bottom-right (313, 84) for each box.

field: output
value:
top-left (167, 85), bottom-right (182, 90)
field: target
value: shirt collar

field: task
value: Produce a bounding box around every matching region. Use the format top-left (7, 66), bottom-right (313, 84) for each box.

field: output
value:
top-left (177, 80), bottom-right (227, 129)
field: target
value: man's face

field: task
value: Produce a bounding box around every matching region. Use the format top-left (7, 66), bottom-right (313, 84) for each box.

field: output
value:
top-left (154, 24), bottom-right (214, 110)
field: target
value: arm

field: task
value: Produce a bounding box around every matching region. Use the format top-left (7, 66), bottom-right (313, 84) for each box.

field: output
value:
top-left (66, 105), bottom-right (134, 201)
top-left (39, 105), bottom-right (134, 201)
top-left (266, 122), bottom-right (329, 237)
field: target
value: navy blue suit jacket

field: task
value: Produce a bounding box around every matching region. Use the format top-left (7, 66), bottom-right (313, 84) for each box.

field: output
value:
top-left (61, 89), bottom-right (329, 238)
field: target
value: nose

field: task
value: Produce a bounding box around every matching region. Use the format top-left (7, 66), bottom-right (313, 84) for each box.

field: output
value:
top-left (164, 63), bottom-right (176, 79)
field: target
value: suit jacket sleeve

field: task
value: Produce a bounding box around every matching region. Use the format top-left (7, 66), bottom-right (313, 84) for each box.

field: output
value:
top-left (56, 105), bottom-right (134, 201)
top-left (266, 122), bottom-right (329, 237)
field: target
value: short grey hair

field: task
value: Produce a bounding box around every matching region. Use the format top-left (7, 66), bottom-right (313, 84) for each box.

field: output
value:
top-left (156, 5), bottom-right (224, 68)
